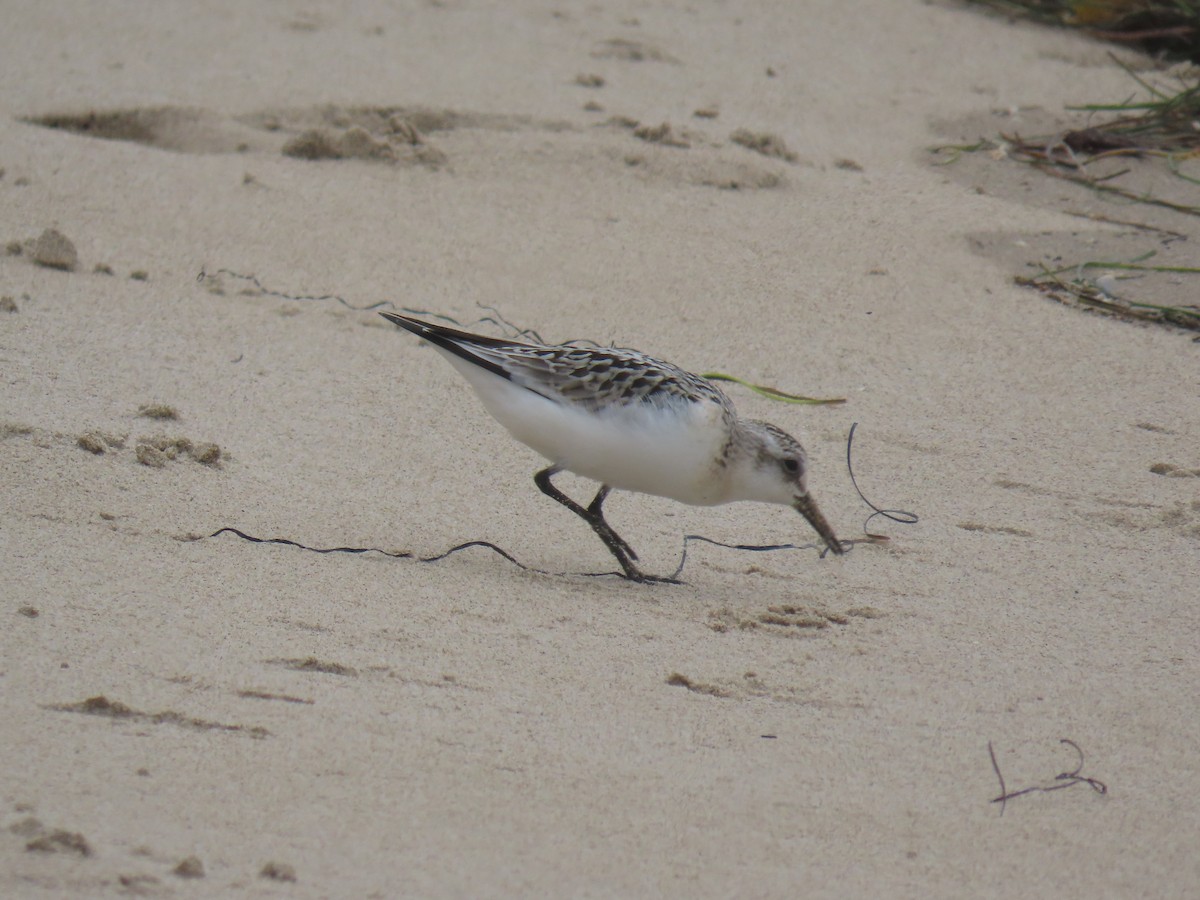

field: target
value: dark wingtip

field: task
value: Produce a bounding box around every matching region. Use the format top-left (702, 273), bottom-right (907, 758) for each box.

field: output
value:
top-left (380, 312), bottom-right (422, 331)
top-left (379, 312), bottom-right (517, 382)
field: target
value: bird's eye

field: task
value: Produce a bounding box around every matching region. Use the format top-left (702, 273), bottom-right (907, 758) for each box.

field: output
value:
top-left (782, 458), bottom-right (800, 474)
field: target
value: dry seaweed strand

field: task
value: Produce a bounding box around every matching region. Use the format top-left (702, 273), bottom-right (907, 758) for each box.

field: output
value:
top-left (942, 51), bottom-right (1200, 206)
top-left (209, 526), bottom-right (841, 583)
top-left (845, 422), bottom-right (917, 541)
top-left (930, 42), bottom-right (1200, 178)
top-left (988, 739), bottom-right (1108, 816)
top-left (931, 52), bottom-right (1200, 334)
top-left (1018, 257), bottom-right (1200, 330)
top-left (1061, 207), bottom-right (1188, 237)
top-left (998, 72), bottom-right (1200, 216)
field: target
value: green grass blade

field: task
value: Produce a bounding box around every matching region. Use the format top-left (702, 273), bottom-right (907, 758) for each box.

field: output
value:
top-left (703, 373), bottom-right (846, 405)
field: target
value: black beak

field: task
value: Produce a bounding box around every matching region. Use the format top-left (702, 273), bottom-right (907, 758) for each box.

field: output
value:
top-left (793, 493), bottom-right (844, 555)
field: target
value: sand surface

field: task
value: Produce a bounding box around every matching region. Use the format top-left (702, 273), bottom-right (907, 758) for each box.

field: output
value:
top-left (2, 1), bottom-right (1198, 896)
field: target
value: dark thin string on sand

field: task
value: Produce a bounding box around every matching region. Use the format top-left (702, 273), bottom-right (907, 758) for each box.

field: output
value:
top-left (208, 527), bottom-right (833, 583)
top-left (208, 527), bottom-right (549, 571)
top-left (200, 267), bottom-right (405, 313)
top-left (988, 739), bottom-right (1108, 816)
top-left (197, 268), bottom-right (636, 348)
top-left (845, 421), bottom-right (917, 540)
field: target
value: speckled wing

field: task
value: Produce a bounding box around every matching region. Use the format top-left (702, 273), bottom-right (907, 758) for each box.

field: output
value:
top-left (495, 345), bottom-right (728, 411)
top-left (381, 313), bottom-right (728, 412)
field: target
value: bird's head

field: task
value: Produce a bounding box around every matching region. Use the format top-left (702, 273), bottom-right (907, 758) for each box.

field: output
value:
top-left (732, 421), bottom-right (844, 555)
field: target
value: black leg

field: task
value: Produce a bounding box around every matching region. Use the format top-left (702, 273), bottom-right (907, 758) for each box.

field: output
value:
top-left (534, 467), bottom-right (676, 583)
top-left (586, 486), bottom-right (638, 561)
top-left (534, 468), bottom-right (637, 574)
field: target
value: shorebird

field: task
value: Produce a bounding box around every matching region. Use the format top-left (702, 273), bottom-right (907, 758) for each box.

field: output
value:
top-left (382, 313), bottom-right (843, 582)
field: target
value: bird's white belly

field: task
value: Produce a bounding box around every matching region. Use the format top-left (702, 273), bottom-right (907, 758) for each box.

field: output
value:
top-left (546, 401), bottom-right (728, 505)
top-left (442, 350), bottom-right (730, 506)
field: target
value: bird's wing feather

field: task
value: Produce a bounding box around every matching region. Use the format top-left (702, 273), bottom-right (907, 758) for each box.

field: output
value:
top-left (382, 313), bottom-right (726, 411)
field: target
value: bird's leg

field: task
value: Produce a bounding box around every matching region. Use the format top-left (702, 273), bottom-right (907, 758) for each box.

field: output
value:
top-left (586, 486), bottom-right (638, 561)
top-left (534, 467), bottom-right (676, 583)
top-left (534, 467), bottom-right (637, 573)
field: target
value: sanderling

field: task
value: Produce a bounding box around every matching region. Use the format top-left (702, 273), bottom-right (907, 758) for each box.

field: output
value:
top-left (382, 313), bottom-right (843, 582)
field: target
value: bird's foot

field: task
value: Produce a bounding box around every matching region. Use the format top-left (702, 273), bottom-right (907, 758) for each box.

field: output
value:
top-left (617, 566), bottom-right (681, 585)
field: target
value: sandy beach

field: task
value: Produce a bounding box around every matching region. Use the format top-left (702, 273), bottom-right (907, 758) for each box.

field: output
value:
top-left (2, 1), bottom-right (1198, 896)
